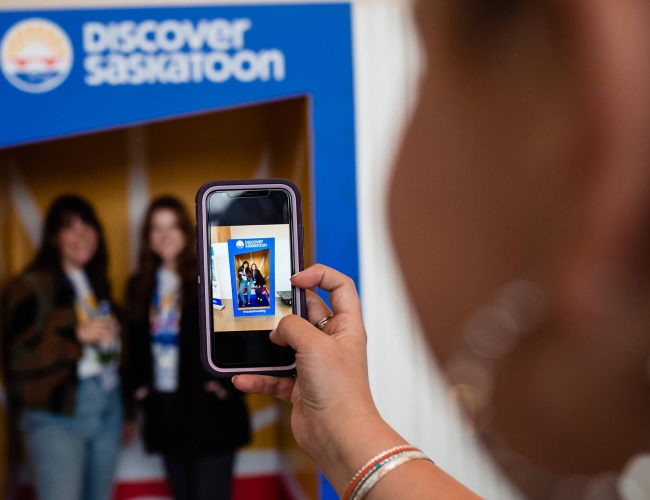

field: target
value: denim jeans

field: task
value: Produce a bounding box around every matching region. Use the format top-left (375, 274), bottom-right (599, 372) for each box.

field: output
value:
top-left (238, 280), bottom-right (249, 305)
top-left (21, 376), bottom-right (123, 500)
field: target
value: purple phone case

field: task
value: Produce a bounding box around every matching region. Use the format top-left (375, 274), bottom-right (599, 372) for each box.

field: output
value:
top-left (195, 179), bottom-right (304, 377)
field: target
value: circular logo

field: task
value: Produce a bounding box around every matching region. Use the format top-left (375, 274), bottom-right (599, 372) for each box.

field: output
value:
top-left (1, 18), bottom-right (73, 93)
top-left (236, 240), bottom-right (244, 249)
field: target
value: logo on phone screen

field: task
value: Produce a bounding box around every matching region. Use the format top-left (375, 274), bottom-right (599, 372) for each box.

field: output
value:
top-left (236, 240), bottom-right (244, 249)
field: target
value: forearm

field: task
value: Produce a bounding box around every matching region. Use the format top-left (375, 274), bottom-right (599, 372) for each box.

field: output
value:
top-left (317, 415), bottom-right (481, 499)
top-left (315, 413), bottom-right (407, 493)
top-left (365, 459), bottom-right (482, 500)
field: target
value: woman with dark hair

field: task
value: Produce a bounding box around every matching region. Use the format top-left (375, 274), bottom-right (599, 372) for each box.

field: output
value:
top-left (126, 196), bottom-right (250, 500)
top-left (2, 195), bottom-right (123, 500)
top-left (250, 263), bottom-right (266, 304)
top-left (237, 260), bottom-right (251, 307)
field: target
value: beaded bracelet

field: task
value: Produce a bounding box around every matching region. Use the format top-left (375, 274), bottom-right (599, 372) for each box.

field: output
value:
top-left (351, 450), bottom-right (430, 500)
top-left (342, 445), bottom-right (417, 500)
top-left (342, 445), bottom-right (432, 500)
top-left (347, 451), bottom-right (413, 500)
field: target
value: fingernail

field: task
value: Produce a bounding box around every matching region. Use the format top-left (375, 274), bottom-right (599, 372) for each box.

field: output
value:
top-left (291, 272), bottom-right (301, 278)
top-left (269, 329), bottom-right (275, 337)
top-left (231, 376), bottom-right (237, 383)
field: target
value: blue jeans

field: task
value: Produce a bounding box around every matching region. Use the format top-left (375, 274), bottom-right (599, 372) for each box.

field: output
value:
top-left (21, 376), bottom-right (123, 500)
top-left (238, 280), bottom-right (249, 305)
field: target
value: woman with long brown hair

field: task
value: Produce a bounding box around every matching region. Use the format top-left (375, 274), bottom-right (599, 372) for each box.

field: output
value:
top-left (237, 260), bottom-right (251, 307)
top-left (2, 195), bottom-right (123, 500)
top-left (250, 262), bottom-right (266, 304)
top-left (125, 196), bottom-right (250, 500)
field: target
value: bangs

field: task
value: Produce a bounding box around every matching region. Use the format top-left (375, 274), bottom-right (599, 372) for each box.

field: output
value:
top-left (40, 195), bottom-right (104, 251)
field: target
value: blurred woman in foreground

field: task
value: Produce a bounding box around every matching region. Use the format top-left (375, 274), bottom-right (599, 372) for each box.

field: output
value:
top-left (2, 195), bottom-right (123, 500)
top-left (126, 197), bottom-right (250, 500)
top-left (235, 0), bottom-right (650, 498)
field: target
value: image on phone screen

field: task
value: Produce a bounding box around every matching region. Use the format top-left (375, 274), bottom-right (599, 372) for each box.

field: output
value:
top-left (206, 189), bottom-right (297, 341)
top-left (210, 224), bottom-right (293, 331)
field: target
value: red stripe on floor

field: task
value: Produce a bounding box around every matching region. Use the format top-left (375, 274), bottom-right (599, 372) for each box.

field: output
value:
top-left (17, 475), bottom-right (294, 500)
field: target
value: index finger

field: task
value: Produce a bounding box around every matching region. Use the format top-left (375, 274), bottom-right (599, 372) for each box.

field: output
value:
top-left (291, 264), bottom-right (361, 316)
top-left (305, 289), bottom-right (333, 325)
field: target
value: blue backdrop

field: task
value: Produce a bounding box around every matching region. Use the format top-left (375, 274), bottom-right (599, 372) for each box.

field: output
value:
top-left (0, 3), bottom-right (358, 291)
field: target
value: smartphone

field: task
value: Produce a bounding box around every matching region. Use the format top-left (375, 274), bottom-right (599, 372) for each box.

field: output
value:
top-left (196, 179), bottom-right (304, 377)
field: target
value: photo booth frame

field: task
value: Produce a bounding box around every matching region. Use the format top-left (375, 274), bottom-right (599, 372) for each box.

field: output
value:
top-left (0, 4), bottom-right (357, 500)
top-left (228, 238), bottom-right (275, 317)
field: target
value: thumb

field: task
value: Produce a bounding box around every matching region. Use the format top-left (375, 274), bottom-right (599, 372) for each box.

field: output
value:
top-left (270, 314), bottom-right (328, 353)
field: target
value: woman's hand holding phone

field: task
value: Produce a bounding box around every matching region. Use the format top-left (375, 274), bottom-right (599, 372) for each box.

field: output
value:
top-left (233, 264), bottom-right (409, 494)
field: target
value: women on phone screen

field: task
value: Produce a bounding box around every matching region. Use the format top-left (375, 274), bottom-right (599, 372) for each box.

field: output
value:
top-left (237, 261), bottom-right (251, 307)
top-left (251, 263), bottom-right (266, 304)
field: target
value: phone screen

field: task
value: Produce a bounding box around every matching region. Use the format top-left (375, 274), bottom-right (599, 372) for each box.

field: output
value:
top-left (205, 188), bottom-right (296, 367)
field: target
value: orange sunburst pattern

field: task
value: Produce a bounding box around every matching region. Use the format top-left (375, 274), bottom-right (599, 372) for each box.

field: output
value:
top-left (2, 20), bottom-right (71, 64)
top-left (2, 21), bottom-right (70, 64)
top-left (7, 25), bottom-right (66, 58)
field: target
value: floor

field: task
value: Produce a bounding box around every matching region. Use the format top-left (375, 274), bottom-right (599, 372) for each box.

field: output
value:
top-left (213, 298), bottom-right (292, 331)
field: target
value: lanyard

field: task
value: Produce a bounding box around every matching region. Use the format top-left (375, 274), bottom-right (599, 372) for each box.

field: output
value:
top-left (150, 277), bottom-right (181, 342)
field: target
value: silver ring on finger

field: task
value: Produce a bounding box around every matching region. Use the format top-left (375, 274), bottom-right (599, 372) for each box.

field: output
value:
top-left (314, 314), bottom-right (334, 331)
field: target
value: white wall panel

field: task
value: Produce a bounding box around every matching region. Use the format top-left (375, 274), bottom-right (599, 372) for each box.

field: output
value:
top-left (214, 242), bottom-right (233, 299)
top-left (275, 238), bottom-right (292, 292)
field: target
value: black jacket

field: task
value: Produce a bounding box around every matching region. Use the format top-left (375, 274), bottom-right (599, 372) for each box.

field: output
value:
top-left (252, 270), bottom-right (266, 288)
top-left (126, 278), bottom-right (251, 455)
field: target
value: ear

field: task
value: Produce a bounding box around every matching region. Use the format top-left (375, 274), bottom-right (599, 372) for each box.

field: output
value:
top-left (558, 0), bottom-right (650, 309)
